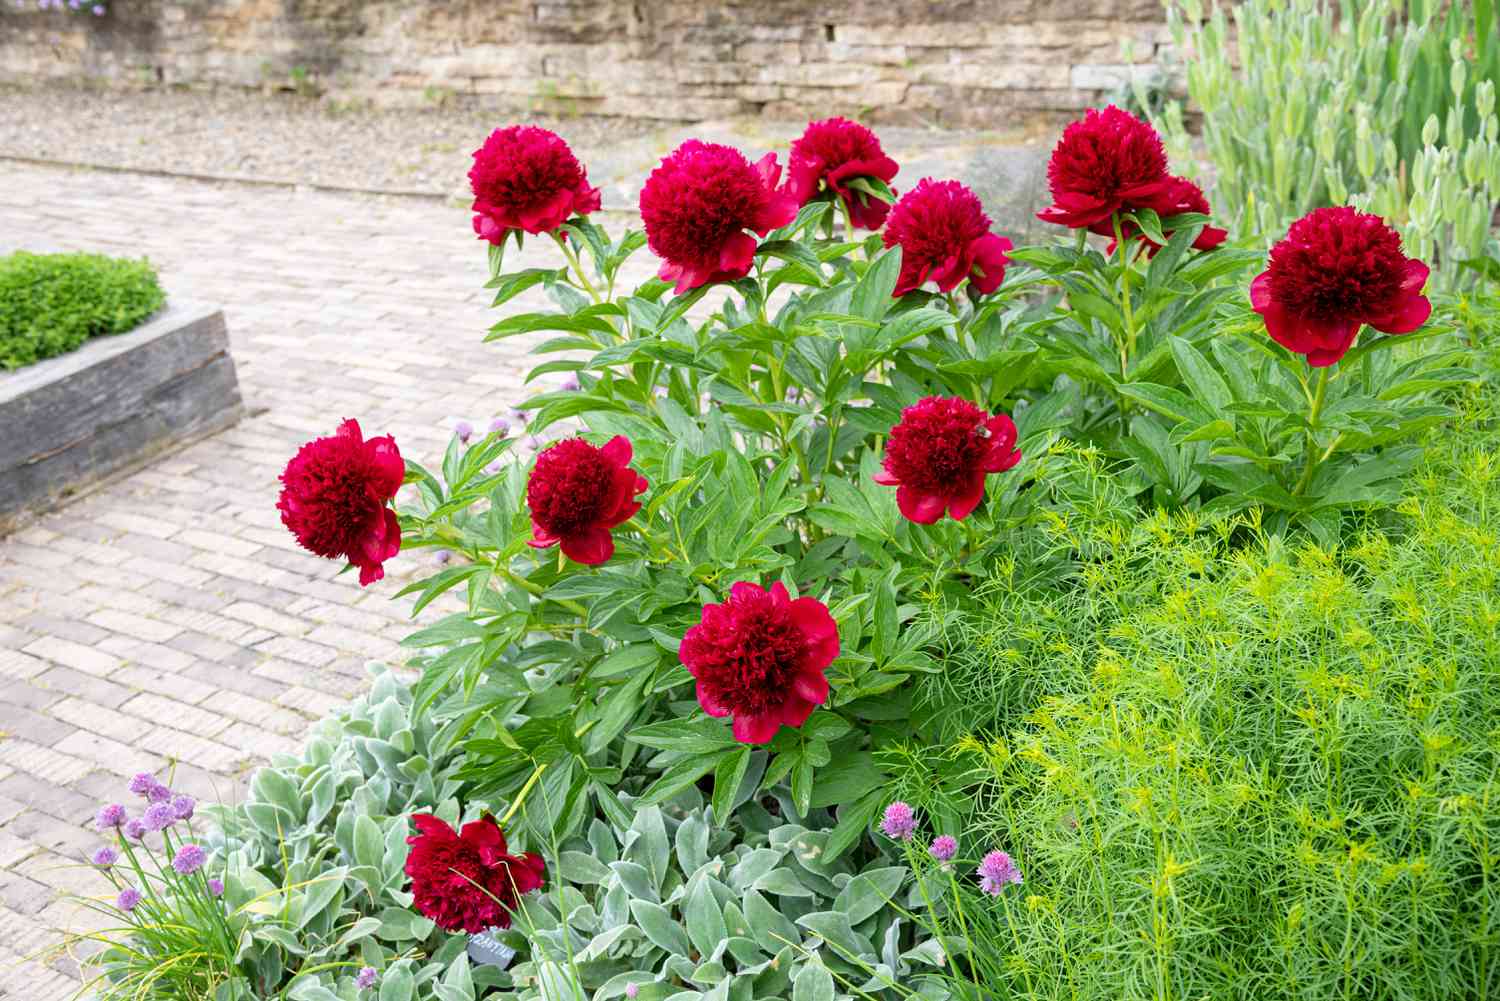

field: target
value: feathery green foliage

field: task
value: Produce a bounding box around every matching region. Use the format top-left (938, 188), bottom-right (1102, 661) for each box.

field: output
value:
top-left (901, 378), bottom-right (1500, 1000)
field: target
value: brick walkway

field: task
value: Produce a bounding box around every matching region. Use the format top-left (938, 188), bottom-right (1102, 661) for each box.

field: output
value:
top-left (0, 163), bottom-right (648, 996)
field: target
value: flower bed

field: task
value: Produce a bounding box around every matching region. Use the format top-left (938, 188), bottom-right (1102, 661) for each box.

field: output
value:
top-left (74, 61), bottom-right (1500, 1001)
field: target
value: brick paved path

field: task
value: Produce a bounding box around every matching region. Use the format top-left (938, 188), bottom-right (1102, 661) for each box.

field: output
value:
top-left (0, 163), bottom-right (648, 997)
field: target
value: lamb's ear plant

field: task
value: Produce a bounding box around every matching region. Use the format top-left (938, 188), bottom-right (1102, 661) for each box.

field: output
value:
top-left (500, 790), bottom-right (951, 1001)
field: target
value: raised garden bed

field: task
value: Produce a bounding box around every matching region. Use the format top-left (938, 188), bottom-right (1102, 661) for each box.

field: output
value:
top-left (0, 300), bottom-right (241, 533)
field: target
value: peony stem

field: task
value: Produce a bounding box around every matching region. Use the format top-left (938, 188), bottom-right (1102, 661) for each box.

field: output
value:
top-left (1293, 365), bottom-right (1333, 497)
top-left (1111, 213), bottom-right (1139, 375)
top-left (499, 563), bottom-right (588, 618)
top-left (549, 232), bottom-right (603, 305)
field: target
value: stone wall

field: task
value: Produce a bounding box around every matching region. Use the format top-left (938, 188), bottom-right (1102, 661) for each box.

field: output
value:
top-left (0, 1), bottom-right (1174, 127)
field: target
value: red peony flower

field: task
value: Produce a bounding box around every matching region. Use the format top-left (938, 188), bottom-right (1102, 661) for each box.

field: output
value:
top-left (277, 419), bottom-right (403, 586)
top-left (1037, 105), bottom-right (1172, 230)
top-left (468, 125), bottom-right (601, 245)
top-left (786, 117), bottom-right (901, 230)
top-left (679, 581), bottom-right (840, 745)
top-left (873, 396), bottom-right (1021, 523)
top-left (882, 179), bottom-right (1012, 296)
top-left (405, 813), bottom-right (545, 934)
top-left (526, 435), bottom-right (647, 565)
top-left (1250, 206), bottom-right (1431, 367)
top-left (1097, 175), bottom-right (1228, 255)
top-left (639, 140), bottom-right (799, 293)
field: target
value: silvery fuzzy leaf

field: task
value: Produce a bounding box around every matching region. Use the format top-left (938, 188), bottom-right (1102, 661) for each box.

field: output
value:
top-left (609, 860), bottom-right (658, 903)
top-left (630, 899), bottom-right (693, 956)
top-left (902, 937), bottom-right (962, 966)
top-left (588, 819), bottom-right (619, 864)
top-left (558, 850), bottom-right (612, 885)
top-left (536, 961), bottom-right (581, 1001)
top-left (791, 962), bottom-right (834, 1001)
top-left (795, 910), bottom-right (876, 963)
top-left (882, 916), bottom-right (903, 971)
top-left (575, 922), bottom-right (638, 963)
top-left (833, 867), bottom-right (905, 925)
top-left (727, 848), bottom-right (783, 892)
top-left (661, 953), bottom-right (699, 982)
top-left (743, 889), bottom-right (801, 953)
top-left (724, 936), bottom-right (765, 966)
top-left (684, 874), bottom-right (729, 959)
top-left (688, 960), bottom-right (727, 986)
top-left (627, 806), bottom-right (671, 891)
top-left (599, 879), bottom-right (630, 930)
top-left (674, 812), bottom-right (709, 874)
top-left (721, 901), bottom-right (750, 940)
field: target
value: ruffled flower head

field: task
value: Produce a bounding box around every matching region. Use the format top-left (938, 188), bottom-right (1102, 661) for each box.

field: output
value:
top-left (405, 813), bottom-right (545, 933)
top-left (1037, 105), bottom-right (1171, 229)
top-left (640, 140), bottom-right (799, 293)
top-left (526, 435), bottom-right (647, 565)
top-left (786, 117), bottom-right (900, 230)
top-left (679, 581), bottom-right (840, 745)
top-left (882, 179), bottom-right (1012, 296)
top-left (1251, 206), bottom-right (1431, 367)
top-left (874, 396), bottom-right (1022, 524)
top-left (277, 419), bottom-right (404, 586)
top-left (468, 125), bottom-right (601, 244)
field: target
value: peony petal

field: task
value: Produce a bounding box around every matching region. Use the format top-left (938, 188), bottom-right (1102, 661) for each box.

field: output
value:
top-left (717, 231), bottom-right (760, 279)
top-left (697, 681), bottom-right (731, 717)
top-left (789, 597), bottom-right (840, 669)
top-left (969, 233), bottom-right (1012, 294)
top-left (947, 476), bottom-right (986, 521)
top-left (752, 151), bottom-right (783, 191)
top-left (1248, 271), bottom-right (1275, 314)
top-left (527, 520), bottom-right (559, 549)
top-left (1367, 292), bottom-right (1431, 335)
top-left (732, 712), bottom-right (781, 745)
top-left (517, 188), bottom-right (574, 234)
top-left (1301, 319), bottom-right (1362, 367)
top-left (729, 580), bottom-right (766, 604)
top-left (791, 670), bottom-right (830, 706)
top-left (378, 507), bottom-right (402, 561)
top-left (769, 580), bottom-right (791, 605)
top-left (1037, 191), bottom-right (1113, 229)
top-left (756, 189), bottom-right (800, 234)
top-left (600, 435), bottom-right (633, 467)
top-left (365, 435), bottom-right (405, 499)
top-left (336, 418), bottom-right (363, 444)
top-left (409, 813), bottom-right (456, 842)
top-left (508, 852), bottom-right (547, 893)
top-left (1192, 224), bottom-right (1228, 251)
top-left (573, 181), bottom-right (602, 217)
top-left (928, 251), bottom-right (968, 293)
top-left (872, 468), bottom-right (900, 485)
top-left (780, 695), bottom-right (818, 728)
top-left (1400, 258), bottom-right (1431, 295)
top-left (786, 155), bottom-right (825, 204)
top-left (560, 526), bottom-right (614, 565)
top-left (460, 817), bottom-right (507, 864)
top-left (896, 484), bottom-right (947, 524)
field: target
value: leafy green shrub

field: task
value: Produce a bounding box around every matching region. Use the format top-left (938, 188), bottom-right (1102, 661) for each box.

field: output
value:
top-left (0, 250), bottom-right (165, 369)
top-left (1151, 0), bottom-right (1500, 288)
top-left (898, 379), bottom-right (1500, 1000)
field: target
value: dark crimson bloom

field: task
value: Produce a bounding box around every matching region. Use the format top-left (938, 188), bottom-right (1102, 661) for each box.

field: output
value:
top-left (882, 179), bottom-right (1012, 296)
top-left (1097, 175), bottom-right (1228, 254)
top-left (874, 396), bottom-right (1021, 523)
top-left (1251, 206), bottom-right (1431, 367)
top-left (785, 117), bottom-right (901, 230)
top-left (639, 140), bottom-right (799, 293)
top-left (679, 581), bottom-right (840, 745)
top-left (468, 125), bottom-right (601, 245)
top-left (526, 435), bottom-right (647, 565)
top-left (277, 419), bottom-right (403, 586)
top-left (1037, 105), bottom-right (1172, 230)
top-left (405, 814), bottom-right (545, 933)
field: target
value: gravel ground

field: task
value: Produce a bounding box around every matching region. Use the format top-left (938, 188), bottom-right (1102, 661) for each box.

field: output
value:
top-left (0, 85), bottom-right (660, 196)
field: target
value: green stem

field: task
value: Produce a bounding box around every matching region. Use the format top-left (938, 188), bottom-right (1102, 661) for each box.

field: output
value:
top-left (550, 232), bottom-right (602, 305)
top-left (1111, 213), bottom-right (1139, 375)
top-left (1292, 365), bottom-right (1333, 497)
top-left (498, 564), bottom-right (588, 618)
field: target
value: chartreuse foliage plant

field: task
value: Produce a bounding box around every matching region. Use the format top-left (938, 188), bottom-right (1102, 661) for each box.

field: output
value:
top-left (0, 250), bottom-right (164, 369)
top-left (896, 377), bottom-right (1500, 1000)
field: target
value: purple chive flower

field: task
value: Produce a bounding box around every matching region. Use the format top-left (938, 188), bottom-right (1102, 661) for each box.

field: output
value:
top-left (453, 419), bottom-right (474, 443)
top-left (123, 818), bottom-right (146, 841)
top-left (977, 850), bottom-right (1022, 895)
top-left (624, 985), bottom-right (638, 999)
top-left (92, 2), bottom-right (103, 10)
top-left (128, 773), bottom-right (157, 797)
top-left (146, 780), bottom-right (172, 804)
top-left (170, 795), bottom-right (196, 821)
top-left (929, 835), bottom-right (958, 862)
top-left (116, 887), bottom-right (142, 912)
top-left (95, 803), bottom-right (127, 831)
top-left (91, 846), bottom-right (119, 867)
top-left (559, 373), bottom-right (580, 392)
top-left (507, 406), bottom-right (528, 425)
top-left (142, 802), bottom-right (176, 832)
top-left (434, 549), bottom-right (451, 565)
top-left (488, 417), bottom-right (510, 437)
top-left (172, 843), bottom-right (207, 875)
top-left (207, 877), bottom-right (224, 897)
top-left (880, 801), bottom-right (916, 842)
top-left (355, 967), bottom-right (378, 990)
